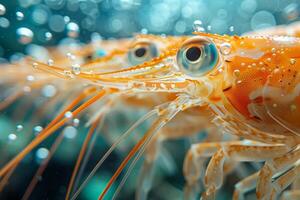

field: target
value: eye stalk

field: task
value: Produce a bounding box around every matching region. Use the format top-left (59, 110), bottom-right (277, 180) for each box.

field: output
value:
top-left (177, 36), bottom-right (219, 77)
top-left (128, 41), bottom-right (158, 65)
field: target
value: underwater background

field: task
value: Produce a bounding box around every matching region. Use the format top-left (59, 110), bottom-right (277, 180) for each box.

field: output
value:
top-left (0, 0), bottom-right (300, 200)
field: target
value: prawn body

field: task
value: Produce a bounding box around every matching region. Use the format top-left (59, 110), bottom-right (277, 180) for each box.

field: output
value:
top-left (200, 34), bottom-right (300, 138)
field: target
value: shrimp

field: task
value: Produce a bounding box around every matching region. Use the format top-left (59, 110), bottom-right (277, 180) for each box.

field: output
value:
top-left (64, 30), bottom-right (300, 200)
top-left (4, 24), bottom-right (300, 200)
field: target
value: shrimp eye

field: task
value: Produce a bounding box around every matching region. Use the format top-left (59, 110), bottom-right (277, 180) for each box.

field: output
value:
top-left (177, 37), bottom-right (219, 76)
top-left (128, 41), bottom-right (158, 65)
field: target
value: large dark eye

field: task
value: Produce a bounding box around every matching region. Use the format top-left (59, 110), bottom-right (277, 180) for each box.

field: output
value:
top-left (185, 46), bottom-right (202, 62)
top-left (177, 36), bottom-right (219, 76)
top-left (128, 41), bottom-right (158, 65)
top-left (134, 47), bottom-right (147, 58)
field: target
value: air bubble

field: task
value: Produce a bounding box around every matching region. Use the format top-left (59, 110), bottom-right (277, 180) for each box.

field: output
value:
top-left (66, 52), bottom-right (75, 60)
top-left (72, 118), bottom-right (80, 127)
top-left (32, 63), bottom-right (38, 69)
top-left (34, 125), bottom-right (43, 136)
top-left (233, 69), bottom-right (240, 77)
top-left (45, 32), bottom-right (52, 41)
top-left (64, 111), bottom-right (73, 119)
top-left (16, 125), bottom-right (23, 132)
top-left (63, 126), bottom-right (77, 139)
top-left (36, 147), bottom-right (49, 160)
top-left (8, 133), bottom-right (17, 141)
top-left (0, 17), bottom-right (9, 28)
top-left (64, 16), bottom-right (70, 23)
top-left (0, 4), bottom-right (6, 15)
top-left (66, 22), bottom-right (80, 38)
top-left (71, 64), bottom-right (81, 75)
top-left (16, 27), bottom-right (34, 44)
top-left (141, 28), bottom-right (148, 34)
top-left (16, 11), bottom-right (24, 20)
top-left (290, 58), bottom-right (296, 65)
top-left (220, 42), bottom-right (231, 55)
top-left (229, 26), bottom-right (234, 32)
top-left (47, 59), bottom-right (54, 66)
top-left (26, 75), bottom-right (35, 81)
top-left (193, 20), bottom-right (205, 32)
top-left (42, 84), bottom-right (57, 98)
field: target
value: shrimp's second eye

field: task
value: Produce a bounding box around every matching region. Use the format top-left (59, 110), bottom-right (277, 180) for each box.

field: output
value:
top-left (128, 41), bottom-right (158, 65)
top-left (177, 37), bottom-right (219, 76)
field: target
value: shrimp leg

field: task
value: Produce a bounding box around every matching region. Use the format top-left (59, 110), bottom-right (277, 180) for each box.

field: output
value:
top-left (257, 146), bottom-right (300, 199)
top-left (233, 172), bottom-right (259, 200)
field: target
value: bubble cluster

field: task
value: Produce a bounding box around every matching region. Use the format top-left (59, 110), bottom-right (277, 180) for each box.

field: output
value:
top-left (0, 0), bottom-right (299, 60)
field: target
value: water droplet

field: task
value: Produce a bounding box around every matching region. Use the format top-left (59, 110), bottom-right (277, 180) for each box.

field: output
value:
top-left (193, 20), bottom-right (205, 32)
top-left (64, 16), bottom-right (70, 23)
top-left (36, 147), bottom-right (49, 160)
top-left (8, 133), bottom-right (17, 141)
top-left (207, 25), bottom-right (212, 31)
top-left (64, 111), bottom-right (73, 119)
top-left (66, 22), bottom-right (80, 38)
top-left (71, 64), bottom-right (81, 75)
top-left (42, 84), bottom-right (57, 98)
top-left (63, 126), bottom-right (77, 139)
top-left (0, 4), bottom-right (6, 15)
top-left (16, 27), bottom-right (34, 44)
top-left (233, 69), bottom-right (240, 77)
top-left (0, 17), bottom-right (10, 28)
top-left (26, 75), bottom-right (35, 81)
top-left (32, 62), bottom-right (38, 69)
top-left (271, 48), bottom-right (276, 53)
top-left (47, 59), bottom-right (54, 66)
top-left (16, 11), bottom-right (24, 20)
top-left (220, 42), bottom-right (231, 55)
top-left (72, 118), bottom-right (80, 127)
top-left (66, 52), bottom-right (75, 60)
top-left (290, 58), bottom-right (296, 65)
top-left (141, 28), bottom-right (148, 34)
top-left (34, 125), bottom-right (43, 136)
top-left (16, 124), bottom-right (23, 132)
top-left (45, 32), bottom-right (52, 41)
